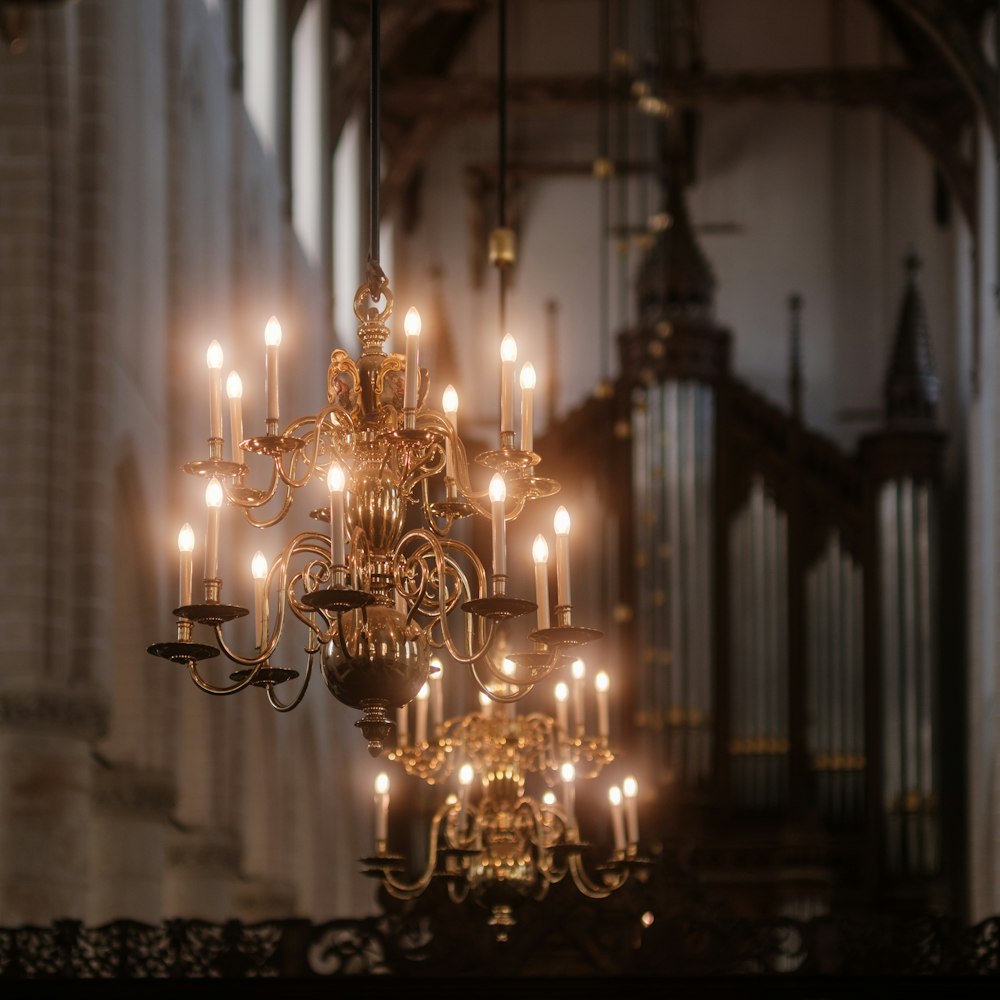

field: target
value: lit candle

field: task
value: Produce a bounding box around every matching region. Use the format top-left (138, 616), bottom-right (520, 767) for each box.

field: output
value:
top-left (561, 761), bottom-right (576, 831)
top-left (251, 550), bottom-right (267, 649)
top-left (608, 786), bottom-right (626, 853)
top-left (479, 690), bottom-right (493, 720)
top-left (415, 681), bottom-right (429, 744)
top-left (532, 534), bottom-right (550, 631)
top-left (595, 670), bottom-right (610, 743)
top-left (553, 506), bottom-right (572, 609)
top-left (623, 775), bottom-right (639, 846)
top-left (374, 772), bottom-right (390, 847)
top-left (403, 307), bottom-right (421, 413)
top-left (501, 657), bottom-right (516, 719)
top-left (542, 790), bottom-right (557, 808)
top-left (226, 371), bottom-right (243, 463)
top-left (519, 362), bottom-right (535, 453)
top-left (442, 384), bottom-right (458, 480)
top-left (264, 316), bottom-right (282, 425)
top-left (554, 681), bottom-right (569, 736)
top-left (458, 762), bottom-right (474, 836)
top-left (204, 477), bottom-right (224, 584)
top-left (500, 333), bottom-right (517, 439)
top-left (571, 658), bottom-right (586, 737)
top-left (489, 474), bottom-right (507, 582)
top-left (430, 657), bottom-right (444, 728)
top-left (177, 523), bottom-right (194, 607)
top-left (206, 340), bottom-right (224, 441)
top-left (327, 462), bottom-right (346, 579)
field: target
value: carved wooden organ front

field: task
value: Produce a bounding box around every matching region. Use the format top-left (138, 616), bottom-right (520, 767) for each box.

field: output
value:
top-left (539, 186), bottom-right (954, 914)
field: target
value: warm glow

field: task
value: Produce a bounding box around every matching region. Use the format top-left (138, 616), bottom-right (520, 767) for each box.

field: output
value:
top-left (595, 670), bottom-right (610, 692)
top-left (442, 384), bottom-right (458, 414)
top-left (623, 776), bottom-right (638, 799)
top-left (532, 534), bottom-right (549, 564)
top-left (417, 682), bottom-right (429, 701)
top-left (571, 658), bottom-right (585, 681)
top-left (519, 362), bottom-right (536, 390)
top-left (430, 656), bottom-right (443, 677)
top-left (205, 477), bottom-right (224, 508)
top-left (327, 462), bottom-right (345, 493)
top-left (609, 785), bottom-right (622, 806)
top-left (177, 523), bottom-right (195, 553)
top-left (404, 306), bottom-right (421, 337)
top-left (374, 772), bottom-right (390, 795)
top-left (226, 371), bottom-right (243, 398)
top-left (502, 657), bottom-right (515, 678)
top-left (489, 473), bottom-right (506, 504)
top-left (206, 340), bottom-right (223, 370)
top-left (555, 681), bottom-right (568, 703)
top-left (542, 791), bottom-right (557, 807)
top-left (264, 316), bottom-right (282, 347)
top-left (478, 691), bottom-right (492, 707)
top-left (554, 506), bottom-right (571, 535)
top-left (641, 912), bottom-right (655, 928)
top-left (560, 762), bottom-right (575, 783)
top-left (251, 550), bottom-right (267, 580)
top-left (500, 333), bottom-right (517, 363)
top-left (459, 763), bottom-right (474, 786)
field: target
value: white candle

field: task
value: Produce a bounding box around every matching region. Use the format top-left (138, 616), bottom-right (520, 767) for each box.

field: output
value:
top-left (554, 681), bottom-right (569, 736)
top-left (553, 506), bottom-right (572, 608)
top-left (251, 550), bottom-right (267, 649)
top-left (264, 316), bottom-right (282, 425)
top-left (327, 462), bottom-right (346, 577)
top-left (177, 523), bottom-right (194, 607)
top-left (532, 534), bottom-right (550, 631)
top-left (458, 762), bottom-right (474, 836)
top-left (479, 690), bottom-right (493, 720)
top-left (374, 772), bottom-right (390, 846)
top-left (226, 371), bottom-right (243, 463)
top-left (204, 477), bottom-right (224, 583)
top-left (396, 703), bottom-right (409, 747)
top-left (430, 657), bottom-right (444, 728)
top-left (489, 474), bottom-right (507, 582)
top-left (415, 681), bottom-right (429, 744)
top-left (403, 307), bottom-right (421, 412)
top-left (561, 761), bottom-right (576, 831)
top-left (206, 340), bottom-right (223, 441)
top-left (501, 657), bottom-right (516, 719)
top-left (499, 333), bottom-right (517, 439)
top-left (519, 362), bottom-right (535, 453)
top-left (571, 658), bottom-right (586, 737)
top-left (442, 384), bottom-right (458, 479)
top-left (595, 670), bottom-right (610, 742)
top-left (608, 786), bottom-right (626, 853)
top-left (623, 775), bottom-right (639, 846)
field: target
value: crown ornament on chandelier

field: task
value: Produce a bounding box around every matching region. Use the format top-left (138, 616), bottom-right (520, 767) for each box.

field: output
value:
top-left (147, 0), bottom-right (601, 755)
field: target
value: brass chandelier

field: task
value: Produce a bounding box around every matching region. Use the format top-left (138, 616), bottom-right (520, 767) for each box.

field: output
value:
top-left (147, 0), bottom-right (601, 755)
top-left (364, 651), bottom-right (651, 940)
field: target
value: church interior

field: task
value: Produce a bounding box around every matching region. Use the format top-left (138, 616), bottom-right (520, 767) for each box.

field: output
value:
top-left (1, 0), bottom-right (999, 982)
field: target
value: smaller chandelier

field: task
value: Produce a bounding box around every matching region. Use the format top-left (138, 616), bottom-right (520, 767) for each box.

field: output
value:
top-left (362, 654), bottom-right (652, 940)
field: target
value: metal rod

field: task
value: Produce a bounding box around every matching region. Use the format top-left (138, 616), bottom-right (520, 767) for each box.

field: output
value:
top-left (498, 0), bottom-right (508, 336)
top-left (369, 0), bottom-right (381, 270)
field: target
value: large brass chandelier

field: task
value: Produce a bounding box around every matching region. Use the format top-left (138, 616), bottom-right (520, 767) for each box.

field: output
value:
top-left (364, 651), bottom-right (651, 940)
top-left (147, 0), bottom-right (601, 755)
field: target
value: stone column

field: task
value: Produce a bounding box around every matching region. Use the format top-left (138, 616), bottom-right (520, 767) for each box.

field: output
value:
top-left (163, 826), bottom-right (241, 921)
top-left (88, 765), bottom-right (176, 925)
top-left (0, 687), bottom-right (107, 925)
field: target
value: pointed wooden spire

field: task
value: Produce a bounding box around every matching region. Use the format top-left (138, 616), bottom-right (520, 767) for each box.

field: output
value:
top-left (884, 252), bottom-right (939, 426)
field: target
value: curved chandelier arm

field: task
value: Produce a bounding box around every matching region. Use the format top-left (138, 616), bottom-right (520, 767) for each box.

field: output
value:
top-left (567, 851), bottom-right (628, 899)
top-left (378, 798), bottom-right (458, 900)
top-left (184, 657), bottom-right (262, 697)
top-left (227, 461), bottom-right (282, 514)
top-left (265, 644), bottom-right (316, 713)
top-left (396, 529), bottom-right (497, 666)
top-left (242, 480), bottom-right (294, 528)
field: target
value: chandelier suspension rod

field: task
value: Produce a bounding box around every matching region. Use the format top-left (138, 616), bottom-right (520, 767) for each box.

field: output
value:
top-left (368, 0), bottom-right (382, 286)
top-left (598, 0), bottom-right (610, 385)
top-left (497, 0), bottom-right (508, 335)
